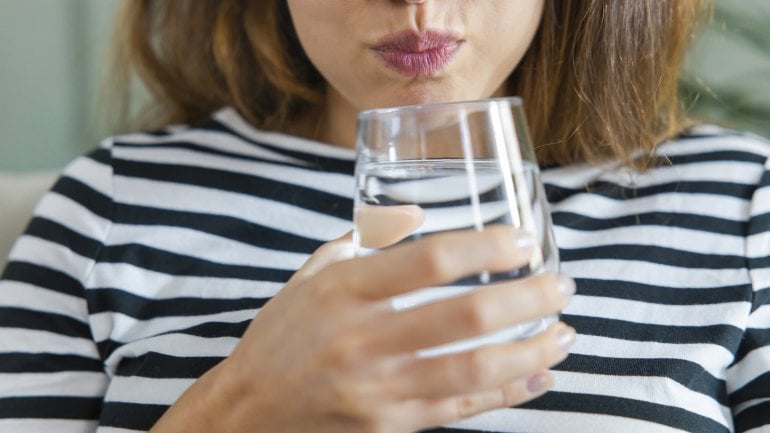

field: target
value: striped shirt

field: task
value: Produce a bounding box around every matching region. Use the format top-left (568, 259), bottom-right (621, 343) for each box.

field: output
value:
top-left (1, 107), bottom-right (769, 433)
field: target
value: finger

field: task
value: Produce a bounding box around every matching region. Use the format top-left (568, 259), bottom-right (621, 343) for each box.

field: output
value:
top-left (324, 225), bottom-right (535, 300)
top-left (291, 204), bottom-right (424, 286)
top-left (355, 204), bottom-right (425, 249)
top-left (288, 232), bottom-right (355, 285)
top-left (361, 273), bottom-right (574, 355)
top-left (389, 322), bottom-right (575, 400)
top-left (414, 370), bottom-right (553, 428)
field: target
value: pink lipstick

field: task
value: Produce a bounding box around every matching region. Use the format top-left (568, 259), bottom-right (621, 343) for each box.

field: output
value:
top-left (372, 30), bottom-right (462, 77)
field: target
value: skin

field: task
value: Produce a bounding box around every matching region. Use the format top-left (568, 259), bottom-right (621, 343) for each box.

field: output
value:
top-left (287, 0), bottom-right (545, 149)
top-left (151, 2), bottom-right (575, 432)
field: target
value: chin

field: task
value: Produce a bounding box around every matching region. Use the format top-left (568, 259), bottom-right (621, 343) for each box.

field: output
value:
top-left (369, 87), bottom-right (487, 110)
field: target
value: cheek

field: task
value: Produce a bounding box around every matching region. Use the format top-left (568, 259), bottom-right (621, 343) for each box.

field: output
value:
top-left (286, 1), bottom-right (361, 80)
top-left (480, 5), bottom-right (543, 67)
top-left (287, 1), bottom-right (345, 56)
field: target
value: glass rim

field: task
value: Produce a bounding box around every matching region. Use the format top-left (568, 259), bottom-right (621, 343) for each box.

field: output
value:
top-left (357, 96), bottom-right (524, 119)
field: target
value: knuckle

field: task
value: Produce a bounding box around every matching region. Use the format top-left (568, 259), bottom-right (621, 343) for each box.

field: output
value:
top-left (454, 394), bottom-right (482, 419)
top-left (320, 237), bottom-right (353, 256)
top-left (489, 234), bottom-right (517, 265)
top-left (545, 274), bottom-right (567, 303)
top-left (327, 336), bottom-right (365, 369)
top-left (314, 261), bottom-right (357, 299)
top-left (491, 228), bottom-right (530, 268)
top-left (527, 274), bottom-right (561, 311)
top-left (314, 266), bottom-right (341, 293)
top-left (334, 383), bottom-right (374, 423)
top-left (314, 241), bottom-right (337, 256)
top-left (529, 338), bottom-right (554, 368)
top-left (312, 274), bottom-right (343, 305)
top-left (466, 348), bottom-right (496, 388)
top-left (512, 338), bottom-right (551, 371)
top-left (453, 388), bottom-right (509, 420)
top-left (501, 382), bottom-right (523, 406)
top-left (460, 294), bottom-right (496, 334)
top-left (328, 376), bottom-right (390, 423)
top-left (419, 240), bottom-right (454, 280)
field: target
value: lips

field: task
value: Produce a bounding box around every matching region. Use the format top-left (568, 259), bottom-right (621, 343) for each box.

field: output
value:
top-left (372, 30), bottom-right (462, 77)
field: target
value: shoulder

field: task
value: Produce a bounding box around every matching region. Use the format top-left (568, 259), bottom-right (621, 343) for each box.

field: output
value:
top-left (543, 126), bottom-right (770, 194)
top-left (102, 107), bottom-right (354, 169)
top-left (657, 125), bottom-right (770, 172)
top-left (543, 126), bottom-right (769, 224)
top-left (91, 109), bottom-right (355, 202)
top-left (619, 125), bottom-right (770, 192)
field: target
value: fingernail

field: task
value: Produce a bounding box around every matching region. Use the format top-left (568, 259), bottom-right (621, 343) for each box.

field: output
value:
top-left (557, 325), bottom-right (576, 353)
top-left (557, 275), bottom-right (576, 298)
top-left (526, 372), bottom-right (552, 395)
top-left (515, 232), bottom-right (535, 250)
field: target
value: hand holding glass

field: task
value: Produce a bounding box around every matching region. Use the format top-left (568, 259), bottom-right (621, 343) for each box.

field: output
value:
top-left (353, 97), bottom-right (559, 357)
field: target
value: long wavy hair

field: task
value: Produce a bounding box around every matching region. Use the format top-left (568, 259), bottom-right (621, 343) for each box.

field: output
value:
top-left (110, 0), bottom-right (705, 170)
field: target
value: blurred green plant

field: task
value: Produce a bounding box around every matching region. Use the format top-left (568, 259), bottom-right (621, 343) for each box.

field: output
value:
top-left (681, 0), bottom-right (770, 139)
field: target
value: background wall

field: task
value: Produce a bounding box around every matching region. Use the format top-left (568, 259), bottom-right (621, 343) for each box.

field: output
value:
top-left (0, 0), bottom-right (119, 172)
top-left (0, 0), bottom-right (768, 173)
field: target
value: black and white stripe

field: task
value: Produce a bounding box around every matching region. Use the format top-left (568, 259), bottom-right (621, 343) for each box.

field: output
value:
top-left (1, 109), bottom-right (769, 432)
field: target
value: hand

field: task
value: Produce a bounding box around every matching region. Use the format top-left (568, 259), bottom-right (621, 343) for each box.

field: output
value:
top-left (151, 224), bottom-right (575, 433)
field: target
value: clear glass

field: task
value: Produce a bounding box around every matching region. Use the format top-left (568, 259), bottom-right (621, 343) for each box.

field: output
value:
top-left (353, 97), bottom-right (559, 358)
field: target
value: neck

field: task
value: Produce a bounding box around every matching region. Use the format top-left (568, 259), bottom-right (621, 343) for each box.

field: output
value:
top-left (281, 88), bottom-right (357, 149)
top-left (317, 87), bottom-right (358, 149)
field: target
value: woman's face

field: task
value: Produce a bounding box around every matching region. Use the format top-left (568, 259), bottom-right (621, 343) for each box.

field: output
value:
top-left (287, 0), bottom-right (545, 112)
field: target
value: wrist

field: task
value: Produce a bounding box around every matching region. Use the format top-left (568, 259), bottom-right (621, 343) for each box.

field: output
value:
top-left (149, 357), bottom-right (251, 433)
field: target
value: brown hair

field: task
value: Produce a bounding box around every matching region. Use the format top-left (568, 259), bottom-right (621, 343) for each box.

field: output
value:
top-left (110, 0), bottom-right (705, 170)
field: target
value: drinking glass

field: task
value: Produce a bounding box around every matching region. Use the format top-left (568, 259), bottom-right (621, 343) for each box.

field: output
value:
top-left (353, 97), bottom-right (559, 357)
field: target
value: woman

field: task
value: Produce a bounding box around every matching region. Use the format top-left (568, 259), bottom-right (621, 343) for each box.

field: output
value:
top-left (1, 1), bottom-right (768, 432)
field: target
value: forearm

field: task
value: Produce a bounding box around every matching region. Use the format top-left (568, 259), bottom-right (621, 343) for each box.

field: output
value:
top-left (150, 359), bottom-right (244, 433)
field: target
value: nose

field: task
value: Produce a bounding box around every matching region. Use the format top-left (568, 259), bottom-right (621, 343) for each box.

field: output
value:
top-left (397, 0), bottom-right (428, 30)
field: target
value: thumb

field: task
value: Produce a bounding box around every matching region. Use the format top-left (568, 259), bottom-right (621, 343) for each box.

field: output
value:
top-left (288, 231), bottom-right (355, 285)
top-left (288, 205), bottom-right (425, 285)
top-left (355, 204), bottom-right (425, 249)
